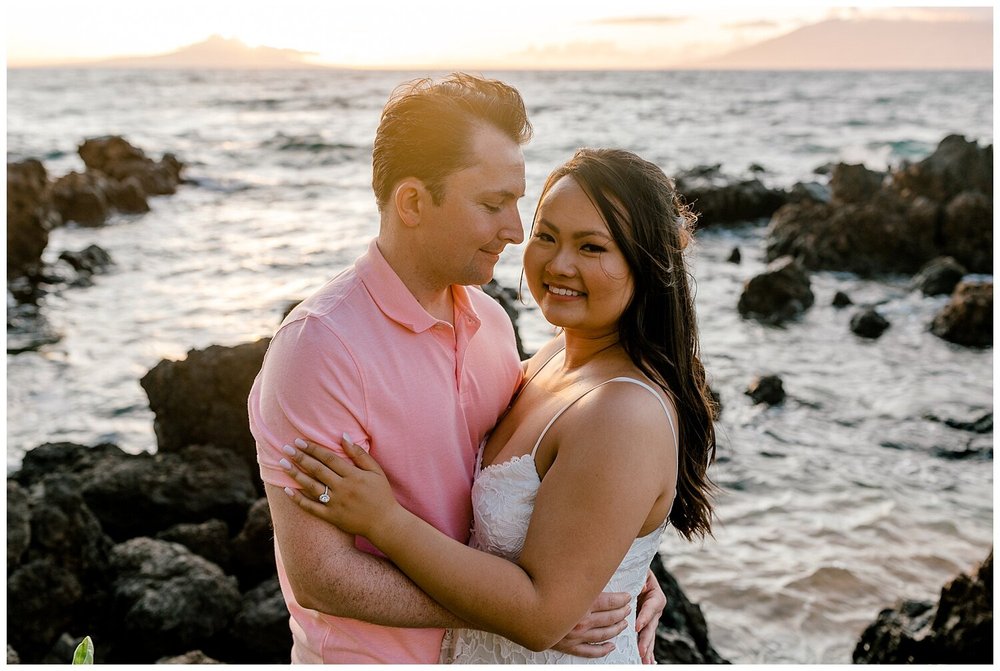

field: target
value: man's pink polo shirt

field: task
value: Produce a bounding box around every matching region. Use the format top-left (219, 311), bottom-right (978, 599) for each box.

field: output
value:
top-left (248, 239), bottom-right (522, 664)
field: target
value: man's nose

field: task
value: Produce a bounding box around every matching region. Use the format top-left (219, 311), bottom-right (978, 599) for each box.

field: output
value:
top-left (500, 206), bottom-right (524, 245)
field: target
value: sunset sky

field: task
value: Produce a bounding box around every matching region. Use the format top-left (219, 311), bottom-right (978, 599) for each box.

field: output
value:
top-left (5, 1), bottom-right (994, 69)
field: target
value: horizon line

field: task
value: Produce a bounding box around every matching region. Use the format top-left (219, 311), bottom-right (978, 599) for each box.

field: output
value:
top-left (8, 64), bottom-right (994, 73)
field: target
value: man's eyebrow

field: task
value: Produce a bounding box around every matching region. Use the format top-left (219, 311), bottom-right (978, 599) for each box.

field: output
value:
top-left (537, 219), bottom-right (612, 240)
top-left (487, 190), bottom-right (521, 199)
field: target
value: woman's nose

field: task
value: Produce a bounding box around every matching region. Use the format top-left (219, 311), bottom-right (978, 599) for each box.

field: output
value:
top-left (546, 246), bottom-right (576, 276)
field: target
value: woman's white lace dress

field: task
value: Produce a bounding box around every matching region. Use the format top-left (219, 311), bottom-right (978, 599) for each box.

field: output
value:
top-left (440, 377), bottom-right (676, 664)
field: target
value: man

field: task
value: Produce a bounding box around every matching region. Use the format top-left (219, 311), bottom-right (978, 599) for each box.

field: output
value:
top-left (249, 73), bottom-right (664, 664)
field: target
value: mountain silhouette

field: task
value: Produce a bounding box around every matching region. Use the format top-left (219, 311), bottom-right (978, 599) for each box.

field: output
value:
top-left (89, 34), bottom-right (325, 69)
top-left (688, 18), bottom-right (992, 69)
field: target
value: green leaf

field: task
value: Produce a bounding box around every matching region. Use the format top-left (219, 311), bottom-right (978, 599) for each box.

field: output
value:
top-left (72, 636), bottom-right (94, 664)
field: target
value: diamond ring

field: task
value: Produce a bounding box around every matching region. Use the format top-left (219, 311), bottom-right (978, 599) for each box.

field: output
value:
top-left (319, 486), bottom-right (331, 504)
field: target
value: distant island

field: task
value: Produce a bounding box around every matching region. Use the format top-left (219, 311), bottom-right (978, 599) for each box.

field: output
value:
top-left (688, 18), bottom-right (993, 70)
top-left (72, 35), bottom-right (328, 69)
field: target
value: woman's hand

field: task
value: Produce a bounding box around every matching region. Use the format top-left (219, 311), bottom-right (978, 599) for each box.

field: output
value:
top-left (280, 434), bottom-right (401, 541)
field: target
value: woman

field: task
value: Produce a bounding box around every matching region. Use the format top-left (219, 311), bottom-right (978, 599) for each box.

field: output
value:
top-left (282, 148), bottom-right (717, 663)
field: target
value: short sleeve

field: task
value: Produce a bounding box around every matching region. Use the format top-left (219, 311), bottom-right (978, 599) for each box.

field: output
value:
top-left (249, 316), bottom-right (370, 489)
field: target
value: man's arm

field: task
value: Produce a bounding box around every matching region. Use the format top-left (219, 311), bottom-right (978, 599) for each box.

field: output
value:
top-left (254, 318), bottom-right (461, 627)
top-left (265, 482), bottom-right (466, 627)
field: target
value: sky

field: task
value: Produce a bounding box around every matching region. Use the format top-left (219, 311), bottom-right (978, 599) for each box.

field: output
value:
top-left (4, 1), bottom-right (995, 69)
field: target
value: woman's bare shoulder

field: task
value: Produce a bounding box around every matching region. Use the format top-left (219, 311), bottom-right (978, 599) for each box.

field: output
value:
top-left (557, 379), bottom-right (678, 464)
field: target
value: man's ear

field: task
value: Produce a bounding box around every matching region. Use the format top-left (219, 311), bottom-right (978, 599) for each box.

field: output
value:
top-left (394, 178), bottom-right (428, 228)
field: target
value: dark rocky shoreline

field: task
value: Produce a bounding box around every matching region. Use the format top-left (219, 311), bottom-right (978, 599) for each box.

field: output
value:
top-left (6, 134), bottom-right (993, 663)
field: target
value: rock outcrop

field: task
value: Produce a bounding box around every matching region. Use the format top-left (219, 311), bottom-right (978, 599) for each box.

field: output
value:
top-left (850, 308), bottom-right (891, 340)
top-left (737, 256), bottom-right (814, 324)
top-left (745, 375), bottom-right (786, 406)
top-left (79, 136), bottom-right (183, 196)
top-left (651, 556), bottom-right (729, 663)
top-left (853, 551), bottom-right (992, 664)
top-left (140, 339), bottom-right (271, 480)
top-left (765, 136), bottom-right (992, 276)
top-left (675, 164), bottom-right (789, 226)
top-left (912, 256), bottom-right (967, 296)
top-left (7, 159), bottom-right (58, 281)
top-left (930, 281), bottom-right (992, 348)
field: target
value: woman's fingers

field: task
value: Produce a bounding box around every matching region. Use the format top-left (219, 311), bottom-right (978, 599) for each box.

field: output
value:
top-left (283, 485), bottom-right (330, 515)
top-left (340, 433), bottom-right (385, 476)
top-left (279, 454), bottom-right (330, 501)
top-left (637, 618), bottom-right (657, 663)
top-left (563, 640), bottom-right (616, 659)
top-left (294, 438), bottom-right (357, 478)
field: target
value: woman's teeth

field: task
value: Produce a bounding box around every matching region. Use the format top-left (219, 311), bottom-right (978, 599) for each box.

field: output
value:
top-left (549, 285), bottom-right (583, 297)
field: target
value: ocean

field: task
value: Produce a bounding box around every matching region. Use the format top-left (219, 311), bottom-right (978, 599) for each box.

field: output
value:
top-left (6, 68), bottom-right (993, 663)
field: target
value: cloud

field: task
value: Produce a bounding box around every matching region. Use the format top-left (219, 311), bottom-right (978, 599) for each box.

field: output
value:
top-left (589, 15), bottom-right (689, 26)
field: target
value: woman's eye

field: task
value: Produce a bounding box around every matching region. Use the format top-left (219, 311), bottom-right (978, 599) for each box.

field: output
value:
top-left (533, 232), bottom-right (554, 242)
top-left (582, 244), bottom-right (606, 253)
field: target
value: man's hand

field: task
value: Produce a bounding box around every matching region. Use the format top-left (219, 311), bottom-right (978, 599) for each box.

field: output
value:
top-left (636, 568), bottom-right (666, 663)
top-left (550, 591), bottom-right (630, 658)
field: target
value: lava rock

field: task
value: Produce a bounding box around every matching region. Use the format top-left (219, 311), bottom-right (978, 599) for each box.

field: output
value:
top-left (765, 136), bottom-right (993, 276)
top-left (942, 190), bottom-right (993, 274)
top-left (106, 175), bottom-right (151, 214)
top-left (16, 441), bottom-right (258, 541)
top-left (79, 136), bottom-right (184, 195)
top-left (51, 170), bottom-right (113, 226)
top-left (230, 498), bottom-right (277, 588)
top-left (893, 134), bottom-right (992, 203)
top-left (24, 474), bottom-right (115, 580)
top-left (6, 558), bottom-right (84, 660)
top-left (219, 577), bottom-right (292, 663)
top-left (675, 165), bottom-right (788, 226)
top-left (650, 555), bottom-right (728, 663)
top-left (108, 538), bottom-right (241, 662)
top-left (930, 281), bottom-right (992, 347)
top-left (832, 291), bottom-right (853, 308)
top-left (829, 163), bottom-right (885, 203)
top-left (58, 244), bottom-right (113, 275)
top-left (726, 247), bottom-right (741, 264)
top-left (766, 194), bottom-right (937, 275)
top-left (7, 481), bottom-right (31, 571)
top-left (787, 181), bottom-right (831, 204)
top-left (745, 375), bottom-right (786, 406)
top-left (912, 256), bottom-right (967, 296)
top-left (156, 519), bottom-right (232, 571)
top-left (481, 280), bottom-right (528, 360)
top-left (850, 308), bottom-right (891, 339)
top-left (81, 443), bottom-right (258, 541)
top-left (737, 256), bottom-right (814, 324)
top-left (140, 339), bottom-right (271, 477)
top-left (853, 551), bottom-right (992, 663)
top-left (7, 158), bottom-right (57, 282)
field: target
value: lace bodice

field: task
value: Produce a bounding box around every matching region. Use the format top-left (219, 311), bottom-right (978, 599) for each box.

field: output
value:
top-left (441, 377), bottom-right (676, 665)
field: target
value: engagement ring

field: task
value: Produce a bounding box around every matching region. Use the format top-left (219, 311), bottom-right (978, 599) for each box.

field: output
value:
top-left (319, 486), bottom-right (330, 504)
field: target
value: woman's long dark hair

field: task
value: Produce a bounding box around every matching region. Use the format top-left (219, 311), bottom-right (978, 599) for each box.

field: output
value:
top-left (536, 148), bottom-right (717, 540)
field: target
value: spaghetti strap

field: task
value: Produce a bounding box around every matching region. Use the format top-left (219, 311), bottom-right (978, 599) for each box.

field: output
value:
top-left (529, 377), bottom-right (678, 458)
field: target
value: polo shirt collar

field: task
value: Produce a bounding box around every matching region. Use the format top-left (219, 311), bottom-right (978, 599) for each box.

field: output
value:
top-left (357, 239), bottom-right (481, 333)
